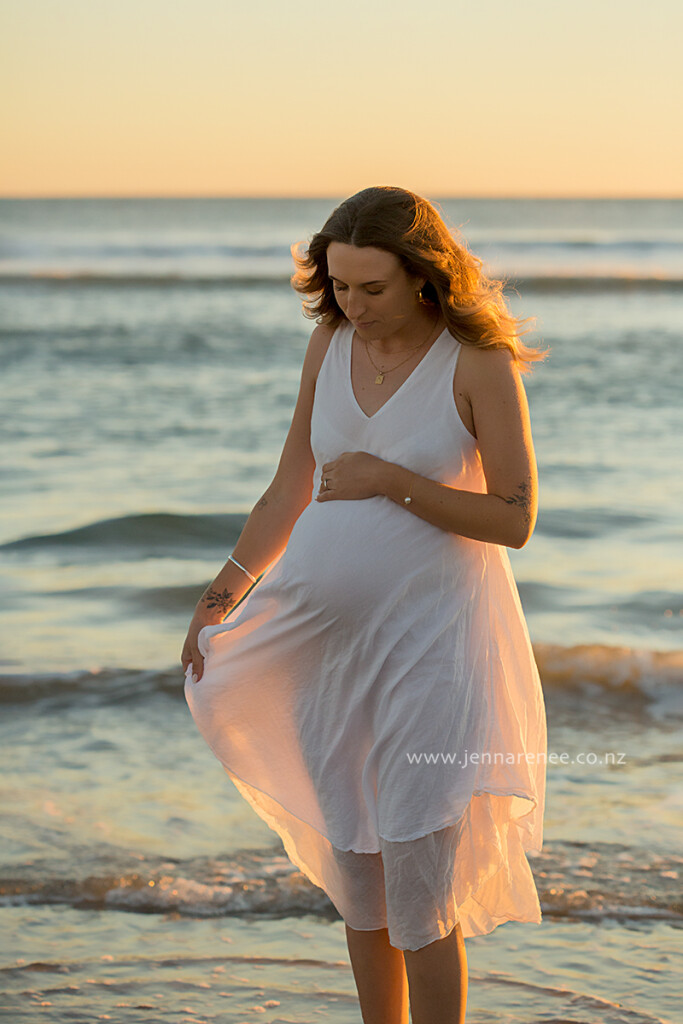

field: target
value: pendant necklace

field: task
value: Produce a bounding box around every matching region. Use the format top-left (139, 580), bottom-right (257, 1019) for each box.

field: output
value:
top-left (363, 316), bottom-right (439, 385)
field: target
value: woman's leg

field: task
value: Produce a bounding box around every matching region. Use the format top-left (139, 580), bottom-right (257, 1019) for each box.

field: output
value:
top-left (376, 819), bottom-right (466, 1021)
top-left (402, 921), bottom-right (468, 1024)
top-left (345, 923), bottom-right (409, 1024)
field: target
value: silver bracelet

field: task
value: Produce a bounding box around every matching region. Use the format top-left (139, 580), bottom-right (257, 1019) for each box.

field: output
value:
top-left (228, 554), bottom-right (257, 584)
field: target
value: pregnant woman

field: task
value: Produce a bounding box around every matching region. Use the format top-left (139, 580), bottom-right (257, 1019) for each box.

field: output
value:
top-left (182, 185), bottom-right (547, 1024)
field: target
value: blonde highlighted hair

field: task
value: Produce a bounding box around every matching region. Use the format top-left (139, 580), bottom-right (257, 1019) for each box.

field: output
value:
top-left (291, 186), bottom-right (547, 372)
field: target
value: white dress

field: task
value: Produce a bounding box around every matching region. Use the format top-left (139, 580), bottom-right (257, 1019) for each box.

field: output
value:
top-left (184, 321), bottom-right (547, 951)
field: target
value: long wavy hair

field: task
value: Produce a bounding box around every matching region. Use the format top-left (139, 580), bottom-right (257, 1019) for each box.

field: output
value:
top-left (290, 186), bottom-right (546, 372)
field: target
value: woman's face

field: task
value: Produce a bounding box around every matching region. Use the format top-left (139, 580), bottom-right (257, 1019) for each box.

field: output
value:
top-left (326, 242), bottom-right (426, 339)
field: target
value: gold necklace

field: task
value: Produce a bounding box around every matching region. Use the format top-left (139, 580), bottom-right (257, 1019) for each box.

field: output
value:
top-left (363, 317), bottom-right (439, 385)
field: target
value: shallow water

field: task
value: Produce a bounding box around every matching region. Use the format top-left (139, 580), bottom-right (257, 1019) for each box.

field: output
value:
top-left (1, 198), bottom-right (681, 1021)
top-left (3, 911), bottom-right (682, 1023)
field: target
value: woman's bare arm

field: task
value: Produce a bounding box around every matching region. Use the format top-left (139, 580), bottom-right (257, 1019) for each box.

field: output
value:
top-left (182, 324), bottom-right (334, 677)
top-left (317, 345), bottom-right (538, 549)
top-left (213, 326), bottom-right (332, 582)
top-left (382, 345), bottom-right (538, 547)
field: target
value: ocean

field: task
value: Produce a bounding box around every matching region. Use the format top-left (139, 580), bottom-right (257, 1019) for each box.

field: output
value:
top-left (0, 197), bottom-right (681, 1023)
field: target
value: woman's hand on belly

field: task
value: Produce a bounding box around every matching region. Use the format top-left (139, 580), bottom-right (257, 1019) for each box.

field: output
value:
top-left (316, 451), bottom-right (389, 502)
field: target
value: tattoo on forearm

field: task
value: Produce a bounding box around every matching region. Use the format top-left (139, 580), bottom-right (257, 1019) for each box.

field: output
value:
top-left (201, 586), bottom-right (237, 614)
top-left (503, 481), bottom-right (532, 523)
top-left (255, 496), bottom-right (268, 510)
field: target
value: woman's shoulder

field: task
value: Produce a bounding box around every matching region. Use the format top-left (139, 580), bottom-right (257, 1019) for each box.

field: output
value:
top-left (308, 321), bottom-right (338, 350)
top-left (301, 322), bottom-right (340, 384)
top-left (452, 342), bottom-right (525, 434)
top-left (455, 340), bottom-right (520, 388)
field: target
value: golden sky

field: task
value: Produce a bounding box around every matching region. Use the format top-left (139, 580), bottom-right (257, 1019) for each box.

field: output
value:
top-left (1, 0), bottom-right (681, 197)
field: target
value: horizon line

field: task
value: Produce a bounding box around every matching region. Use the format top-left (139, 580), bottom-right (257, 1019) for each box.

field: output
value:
top-left (1, 192), bottom-right (682, 202)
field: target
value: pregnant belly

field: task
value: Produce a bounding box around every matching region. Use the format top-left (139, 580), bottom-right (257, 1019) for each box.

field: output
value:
top-left (274, 497), bottom-right (471, 623)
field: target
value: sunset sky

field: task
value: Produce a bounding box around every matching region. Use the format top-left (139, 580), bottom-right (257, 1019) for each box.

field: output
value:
top-left (1, 0), bottom-right (681, 198)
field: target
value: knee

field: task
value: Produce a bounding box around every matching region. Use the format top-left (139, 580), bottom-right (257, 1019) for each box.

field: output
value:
top-left (402, 921), bottom-right (465, 964)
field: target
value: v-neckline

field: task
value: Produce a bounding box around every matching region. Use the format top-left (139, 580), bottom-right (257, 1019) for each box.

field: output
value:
top-left (347, 322), bottom-right (448, 421)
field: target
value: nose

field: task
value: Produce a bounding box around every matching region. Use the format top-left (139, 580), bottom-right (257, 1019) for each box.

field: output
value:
top-left (345, 290), bottom-right (367, 320)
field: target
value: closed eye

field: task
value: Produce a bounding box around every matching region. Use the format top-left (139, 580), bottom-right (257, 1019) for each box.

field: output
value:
top-left (331, 282), bottom-right (383, 295)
